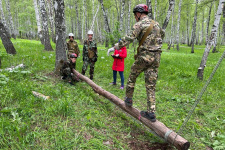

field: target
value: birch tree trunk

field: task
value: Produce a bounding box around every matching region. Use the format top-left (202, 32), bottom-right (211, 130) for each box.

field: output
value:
top-left (47, 0), bottom-right (55, 43)
top-left (223, 1), bottom-right (225, 43)
top-left (33, 0), bottom-right (43, 44)
top-left (119, 0), bottom-right (125, 31)
top-left (84, 0), bottom-right (87, 34)
top-left (146, 0), bottom-right (153, 19)
top-left (99, 0), bottom-right (110, 47)
top-left (191, 0), bottom-right (198, 53)
top-left (54, 0), bottom-right (67, 74)
top-left (4, 0), bottom-right (16, 39)
top-left (75, 0), bottom-right (82, 40)
top-left (176, 0), bottom-right (182, 51)
top-left (162, 0), bottom-right (175, 30)
top-left (186, 5), bottom-right (190, 45)
top-left (197, 0), bottom-right (224, 80)
top-left (201, 11), bottom-right (204, 45)
top-left (206, 2), bottom-right (213, 44)
top-left (39, 0), bottom-right (53, 51)
top-left (0, 19), bottom-right (16, 55)
top-left (168, 8), bottom-right (174, 50)
top-left (0, 0), bottom-right (10, 38)
top-left (90, 4), bottom-right (99, 31)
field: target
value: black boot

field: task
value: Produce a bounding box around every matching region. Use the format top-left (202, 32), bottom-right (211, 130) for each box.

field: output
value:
top-left (124, 97), bottom-right (133, 107)
top-left (140, 111), bottom-right (156, 122)
top-left (81, 69), bottom-right (85, 75)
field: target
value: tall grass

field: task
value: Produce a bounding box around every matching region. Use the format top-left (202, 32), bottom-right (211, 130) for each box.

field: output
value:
top-left (0, 39), bottom-right (225, 149)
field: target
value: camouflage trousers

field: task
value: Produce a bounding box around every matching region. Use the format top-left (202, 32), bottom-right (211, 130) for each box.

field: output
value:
top-left (82, 59), bottom-right (95, 80)
top-left (126, 51), bottom-right (161, 113)
top-left (62, 68), bottom-right (79, 82)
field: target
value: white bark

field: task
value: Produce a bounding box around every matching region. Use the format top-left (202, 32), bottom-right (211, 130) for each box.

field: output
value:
top-left (47, 0), bottom-right (55, 42)
top-left (206, 2), bottom-right (213, 44)
top-left (33, 0), bottom-right (43, 43)
top-left (154, 0), bottom-right (157, 20)
top-left (99, 0), bottom-right (110, 47)
top-left (0, 0), bottom-right (10, 38)
top-left (4, 0), bottom-right (16, 38)
top-left (90, 4), bottom-right (99, 31)
top-left (176, 0), bottom-right (182, 50)
top-left (146, 0), bottom-right (153, 19)
top-left (39, 0), bottom-right (53, 50)
top-left (75, 0), bottom-right (82, 40)
top-left (54, 0), bottom-right (67, 74)
top-left (84, 0), bottom-right (87, 34)
top-left (127, 0), bottom-right (131, 34)
top-left (119, 0), bottom-right (125, 31)
top-left (191, 0), bottom-right (198, 53)
top-left (197, 0), bottom-right (224, 80)
top-left (162, 0), bottom-right (175, 30)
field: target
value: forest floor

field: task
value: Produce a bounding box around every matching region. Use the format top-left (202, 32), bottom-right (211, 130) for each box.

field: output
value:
top-left (0, 39), bottom-right (225, 149)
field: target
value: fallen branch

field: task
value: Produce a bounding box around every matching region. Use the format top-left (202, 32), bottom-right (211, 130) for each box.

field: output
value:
top-left (72, 69), bottom-right (190, 150)
top-left (32, 91), bottom-right (50, 100)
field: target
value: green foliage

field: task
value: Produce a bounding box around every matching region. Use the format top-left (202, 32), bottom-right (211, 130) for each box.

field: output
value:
top-left (105, 22), bottom-right (121, 47)
top-left (0, 39), bottom-right (225, 149)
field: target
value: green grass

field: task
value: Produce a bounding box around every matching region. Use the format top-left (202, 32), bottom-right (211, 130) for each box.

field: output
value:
top-left (0, 39), bottom-right (225, 149)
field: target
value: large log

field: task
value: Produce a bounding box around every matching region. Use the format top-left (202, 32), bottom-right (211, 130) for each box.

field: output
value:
top-left (72, 69), bottom-right (190, 150)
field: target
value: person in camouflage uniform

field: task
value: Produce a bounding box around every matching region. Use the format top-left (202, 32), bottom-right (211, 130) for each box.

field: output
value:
top-left (67, 33), bottom-right (80, 69)
top-left (60, 53), bottom-right (80, 85)
top-left (81, 30), bottom-right (98, 80)
top-left (107, 4), bottom-right (165, 122)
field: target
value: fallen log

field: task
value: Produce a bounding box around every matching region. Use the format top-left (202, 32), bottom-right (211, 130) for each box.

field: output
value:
top-left (72, 69), bottom-right (190, 150)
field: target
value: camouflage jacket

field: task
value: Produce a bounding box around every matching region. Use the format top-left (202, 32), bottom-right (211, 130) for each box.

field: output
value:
top-left (118, 16), bottom-right (165, 53)
top-left (67, 40), bottom-right (80, 56)
top-left (83, 39), bottom-right (98, 61)
top-left (60, 60), bottom-right (75, 76)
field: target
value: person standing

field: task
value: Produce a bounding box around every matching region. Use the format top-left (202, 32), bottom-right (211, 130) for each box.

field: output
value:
top-left (67, 33), bottom-right (80, 69)
top-left (107, 4), bottom-right (165, 122)
top-left (81, 30), bottom-right (98, 80)
top-left (110, 46), bottom-right (127, 90)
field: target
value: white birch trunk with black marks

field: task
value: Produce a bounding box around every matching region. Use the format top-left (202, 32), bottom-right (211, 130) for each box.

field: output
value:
top-left (119, 0), bottom-right (125, 32)
top-left (223, 2), bottom-right (225, 43)
top-left (168, 8), bottom-right (174, 50)
top-left (206, 2), bottom-right (213, 44)
top-left (4, 0), bottom-right (16, 39)
top-left (99, 0), bottom-right (110, 47)
top-left (0, 0), bottom-right (10, 38)
top-left (191, 0), bottom-right (198, 53)
top-left (146, 0), bottom-right (153, 19)
top-left (90, 4), bottom-right (99, 31)
top-left (0, 19), bottom-right (16, 55)
top-left (33, 0), bottom-right (43, 44)
top-left (186, 5), bottom-right (190, 45)
top-left (201, 11), bottom-right (204, 45)
top-left (162, 0), bottom-right (175, 30)
top-left (47, 0), bottom-right (55, 43)
top-left (39, 0), bottom-right (53, 51)
top-left (54, 0), bottom-right (67, 74)
top-left (197, 0), bottom-right (224, 80)
top-left (84, 0), bottom-right (87, 34)
top-left (176, 0), bottom-right (182, 50)
top-left (127, 0), bottom-right (131, 34)
top-left (75, 0), bottom-right (82, 40)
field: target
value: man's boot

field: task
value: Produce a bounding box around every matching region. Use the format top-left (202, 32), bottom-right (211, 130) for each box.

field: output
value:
top-left (140, 111), bottom-right (156, 122)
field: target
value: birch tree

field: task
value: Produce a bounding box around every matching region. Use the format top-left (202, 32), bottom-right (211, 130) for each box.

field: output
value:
top-left (75, 0), bottom-right (82, 40)
top-left (4, 0), bottom-right (16, 39)
top-left (0, 0), bottom-right (10, 38)
top-left (119, 0), bottom-right (125, 31)
top-left (33, 0), bottom-right (43, 44)
top-left (146, 0), bottom-right (153, 19)
top-left (206, 2), bottom-right (213, 44)
top-left (162, 0), bottom-right (175, 30)
top-left (0, 19), bottom-right (16, 55)
top-left (197, 0), bottom-right (224, 80)
top-left (186, 4), bottom-right (190, 45)
top-left (176, 0), bottom-right (182, 51)
top-left (99, 0), bottom-right (111, 47)
top-left (39, 0), bottom-right (53, 51)
top-left (191, 0), bottom-right (198, 53)
top-left (54, 0), bottom-right (67, 74)
top-left (47, 0), bottom-right (55, 43)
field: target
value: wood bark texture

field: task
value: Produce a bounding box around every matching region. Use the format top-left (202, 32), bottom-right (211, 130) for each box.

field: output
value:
top-left (162, 0), bottom-right (175, 30)
top-left (39, 0), bottom-right (53, 51)
top-left (0, 19), bottom-right (16, 54)
top-left (197, 0), bottom-right (224, 80)
top-left (72, 69), bottom-right (190, 150)
top-left (54, 0), bottom-right (67, 74)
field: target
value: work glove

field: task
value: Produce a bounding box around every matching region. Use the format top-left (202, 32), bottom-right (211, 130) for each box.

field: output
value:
top-left (107, 47), bottom-right (115, 56)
